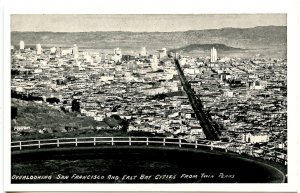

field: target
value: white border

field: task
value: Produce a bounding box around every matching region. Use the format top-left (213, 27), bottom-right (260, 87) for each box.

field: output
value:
top-left (3, 0), bottom-right (299, 192)
top-left (0, 0), bottom-right (4, 192)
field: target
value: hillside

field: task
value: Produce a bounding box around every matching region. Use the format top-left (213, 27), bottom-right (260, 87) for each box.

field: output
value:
top-left (11, 26), bottom-right (286, 51)
top-left (11, 99), bottom-right (128, 141)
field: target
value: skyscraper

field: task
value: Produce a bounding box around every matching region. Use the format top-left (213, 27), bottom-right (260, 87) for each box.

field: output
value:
top-left (19, 41), bottom-right (25, 50)
top-left (151, 55), bottom-right (158, 71)
top-left (36, 44), bottom-right (42, 55)
top-left (210, 47), bottom-right (217, 62)
top-left (162, 48), bottom-right (167, 56)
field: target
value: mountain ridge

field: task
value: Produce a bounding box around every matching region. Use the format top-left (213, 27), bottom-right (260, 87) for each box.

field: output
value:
top-left (11, 26), bottom-right (286, 53)
top-left (11, 25), bottom-right (285, 33)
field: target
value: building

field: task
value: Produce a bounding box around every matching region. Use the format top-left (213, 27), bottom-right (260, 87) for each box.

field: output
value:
top-left (50, 47), bottom-right (57, 54)
top-left (158, 48), bottom-right (167, 59)
top-left (19, 41), bottom-right (25, 50)
top-left (242, 132), bottom-right (270, 143)
top-left (112, 48), bottom-right (122, 63)
top-left (114, 48), bottom-right (122, 55)
top-left (61, 49), bottom-right (73, 55)
top-left (50, 47), bottom-right (56, 55)
top-left (249, 80), bottom-right (267, 90)
top-left (84, 52), bottom-right (93, 64)
top-left (72, 44), bottom-right (79, 59)
top-left (224, 90), bottom-right (234, 97)
top-left (151, 55), bottom-right (158, 71)
top-left (36, 44), bottom-right (42, 55)
top-left (162, 48), bottom-right (167, 57)
top-left (210, 47), bottom-right (217, 62)
top-left (140, 47), bottom-right (147, 56)
top-left (56, 47), bottom-right (62, 56)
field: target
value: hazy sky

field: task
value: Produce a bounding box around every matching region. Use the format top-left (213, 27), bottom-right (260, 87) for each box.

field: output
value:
top-left (11, 14), bottom-right (286, 32)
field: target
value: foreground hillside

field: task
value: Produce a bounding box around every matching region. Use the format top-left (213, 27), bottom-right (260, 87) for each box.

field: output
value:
top-left (11, 99), bottom-right (127, 141)
top-left (11, 99), bottom-right (164, 141)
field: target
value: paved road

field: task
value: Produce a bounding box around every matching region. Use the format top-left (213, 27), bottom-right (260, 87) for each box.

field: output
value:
top-left (174, 59), bottom-right (219, 140)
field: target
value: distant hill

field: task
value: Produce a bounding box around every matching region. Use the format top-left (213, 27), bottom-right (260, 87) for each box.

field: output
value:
top-left (169, 43), bottom-right (244, 53)
top-left (11, 26), bottom-right (287, 58)
top-left (11, 26), bottom-right (286, 51)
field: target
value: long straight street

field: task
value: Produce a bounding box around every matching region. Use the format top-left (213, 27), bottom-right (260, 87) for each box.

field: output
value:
top-left (174, 59), bottom-right (219, 140)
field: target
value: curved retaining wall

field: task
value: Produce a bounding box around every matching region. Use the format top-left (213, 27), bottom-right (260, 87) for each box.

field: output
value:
top-left (11, 137), bottom-right (287, 183)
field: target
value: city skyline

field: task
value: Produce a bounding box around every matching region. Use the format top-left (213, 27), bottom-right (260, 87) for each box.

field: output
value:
top-left (11, 14), bottom-right (286, 32)
top-left (9, 13), bottom-right (288, 184)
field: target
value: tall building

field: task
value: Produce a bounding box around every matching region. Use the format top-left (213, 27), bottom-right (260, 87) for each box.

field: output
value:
top-left (112, 48), bottom-right (122, 63)
top-left (84, 52), bottom-right (93, 64)
top-left (210, 47), bottom-right (217, 62)
top-left (19, 41), bottom-right (25, 50)
top-left (158, 48), bottom-right (167, 59)
top-left (162, 48), bottom-right (167, 57)
top-left (36, 44), bottom-right (42, 55)
top-left (151, 55), bottom-right (158, 71)
top-left (50, 47), bottom-right (57, 54)
top-left (56, 47), bottom-right (62, 56)
top-left (114, 48), bottom-right (122, 55)
top-left (72, 44), bottom-right (79, 59)
top-left (140, 47), bottom-right (147, 56)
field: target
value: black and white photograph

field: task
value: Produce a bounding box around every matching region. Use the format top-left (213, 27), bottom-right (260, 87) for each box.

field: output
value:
top-left (9, 14), bottom-right (288, 184)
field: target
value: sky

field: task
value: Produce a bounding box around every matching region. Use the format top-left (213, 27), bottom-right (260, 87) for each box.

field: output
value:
top-left (11, 14), bottom-right (286, 32)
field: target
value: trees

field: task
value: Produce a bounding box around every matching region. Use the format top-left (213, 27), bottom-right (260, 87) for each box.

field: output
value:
top-left (105, 115), bottom-right (129, 132)
top-left (152, 93), bottom-right (167, 100)
top-left (120, 119), bottom-right (129, 132)
top-left (71, 99), bottom-right (80, 112)
top-left (46, 97), bottom-right (60, 104)
top-left (11, 106), bottom-right (18, 119)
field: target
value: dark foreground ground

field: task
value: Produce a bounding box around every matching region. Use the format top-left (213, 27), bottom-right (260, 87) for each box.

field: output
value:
top-left (11, 146), bottom-right (287, 183)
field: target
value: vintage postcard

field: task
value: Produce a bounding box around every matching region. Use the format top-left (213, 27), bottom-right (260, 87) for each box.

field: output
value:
top-left (8, 13), bottom-right (288, 183)
top-left (2, 0), bottom-right (299, 191)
